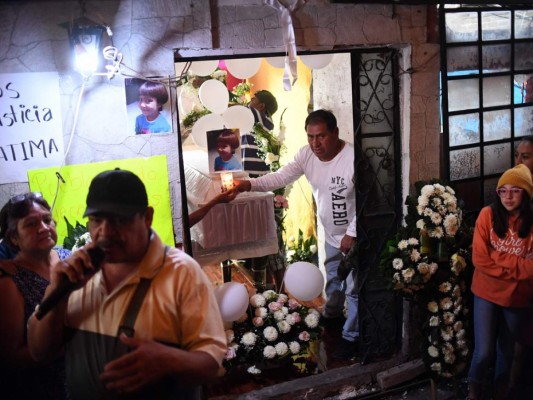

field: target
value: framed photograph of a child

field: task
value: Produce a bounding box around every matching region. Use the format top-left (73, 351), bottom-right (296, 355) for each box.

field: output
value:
top-left (124, 77), bottom-right (172, 135)
top-left (207, 128), bottom-right (243, 174)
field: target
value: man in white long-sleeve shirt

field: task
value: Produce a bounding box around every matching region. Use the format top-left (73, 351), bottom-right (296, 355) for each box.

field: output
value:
top-left (236, 109), bottom-right (359, 359)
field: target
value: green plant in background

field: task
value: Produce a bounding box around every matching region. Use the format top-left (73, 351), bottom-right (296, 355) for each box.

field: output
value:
top-left (286, 229), bottom-right (318, 264)
top-left (182, 109), bottom-right (211, 129)
top-left (62, 217), bottom-right (90, 251)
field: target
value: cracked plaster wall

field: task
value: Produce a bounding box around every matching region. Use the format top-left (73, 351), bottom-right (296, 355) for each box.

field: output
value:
top-left (0, 0), bottom-right (439, 244)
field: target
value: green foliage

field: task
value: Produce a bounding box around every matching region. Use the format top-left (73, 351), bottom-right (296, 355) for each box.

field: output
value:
top-left (182, 109), bottom-right (210, 129)
top-left (62, 217), bottom-right (88, 250)
top-left (286, 229), bottom-right (318, 264)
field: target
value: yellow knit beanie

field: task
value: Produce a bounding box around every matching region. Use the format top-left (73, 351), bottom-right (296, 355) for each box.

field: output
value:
top-left (497, 164), bottom-right (533, 197)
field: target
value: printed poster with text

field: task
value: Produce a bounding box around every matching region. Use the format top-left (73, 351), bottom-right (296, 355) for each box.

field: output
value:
top-left (27, 155), bottom-right (174, 247)
top-left (0, 72), bottom-right (65, 183)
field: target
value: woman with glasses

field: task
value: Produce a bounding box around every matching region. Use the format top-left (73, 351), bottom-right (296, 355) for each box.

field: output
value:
top-left (468, 164), bottom-right (533, 400)
top-left (0, 192), bottom-right (68, 400)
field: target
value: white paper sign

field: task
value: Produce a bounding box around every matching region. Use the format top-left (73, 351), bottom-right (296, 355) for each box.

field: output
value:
top-left (0, 72), bottom-right (65, 183)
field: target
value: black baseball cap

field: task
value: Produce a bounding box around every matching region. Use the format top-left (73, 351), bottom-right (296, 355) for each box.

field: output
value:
top-left (83, 169), bottom-right (148, 217)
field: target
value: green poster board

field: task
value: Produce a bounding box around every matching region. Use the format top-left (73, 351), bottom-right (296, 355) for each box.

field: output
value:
top-left (27, 155), bottom-right (174, 247)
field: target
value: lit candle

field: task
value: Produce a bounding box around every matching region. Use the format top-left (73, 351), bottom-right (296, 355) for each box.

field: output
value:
top-left (220, 172), bottom-right (234, 192)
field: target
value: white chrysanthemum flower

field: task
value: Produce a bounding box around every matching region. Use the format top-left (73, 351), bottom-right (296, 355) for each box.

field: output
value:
top-left (250, 294), bottom-right (266, 308)
top-left (434, 183), bottom-right (445, 194)
top-left (305, 313), bottom-right (319, 328)
top-left (393, 272), bottom-right (401, 282)
top-left (281, 306), bottom-right (289, 315)
top-left (255, 307), bottom-right (268, 318)
top-left (241, 332), bottom-right (257, 346)
top-left (429, 316), bottom-right (440, 326)
top-left (398, 240), bottom-right (408, 250)
top-left (418, 194), bottom-right (429, 207)
top-left (445, 185), bottom-right (455, 195)
top-left (444, 214), bottom-right (459, 236)
top-left (263, 345), bottom-right (277, 359)
top-left (247, 365), bottom-right (262, 375)
top-left (289, 341), bottom-right (301, 354)
top-left (275, 342), bottom-right (289, 356)
top-left (456, 329), bottom-right (466, 340)
top-left (432, 197), bottom-right (442, 207)
top-left (263, 326), bottom-right (278, 342)
top-left (439, 282), bottom-right (452, 293)
top-left (428, 301), bottom-right (439, 313)
top-left (441, 326), bottom-right (454, 341)
top-left (429, 226), bottom-right (444, 238)
top-left (262, 290), bottom-right (277, 300)
top-left (453, 321), bottom-right (463, 332)
top-left (277, 320), bottom-right (291, 334)
top-left (252, 317), bottom-right (264, 327)
top-left (392, 258), bottom-right (404, 270)
top-left (225, 330), bottom-right (235, 344)
top-left (309, 308), bottom-right (320, 318)
top-left (430, 212), bottom-right (442, 226)
top-left (428, 346), bottom-right (439, 357)
top-left (402, 268), bottom-right (415, 283)
top-left (456, 339), bottom-right (467, 349)
top-left (274, 310), bottom-right (285, 321)
top-left (416, 219), bottom-right (426, 230)
top-left (410, 249), bottom-right (421, 262)
top-left (443, 312), bottom-right (455, 325)
top-left (431, 362), bottom-right (442, 372)
top-left (407, 237), bottom-right (419, 246)
top-left (285, 314), bottom-right (297, 325)
top-left (440, 297), bottom-right (453, 310)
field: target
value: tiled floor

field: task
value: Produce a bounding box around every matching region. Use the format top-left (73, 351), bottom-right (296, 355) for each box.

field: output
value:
top-left (203, 262), bottom-right (365, 397)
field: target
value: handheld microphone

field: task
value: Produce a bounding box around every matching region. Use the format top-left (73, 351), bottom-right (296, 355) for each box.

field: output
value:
top-left (35, 246), bottom-right (106, 320)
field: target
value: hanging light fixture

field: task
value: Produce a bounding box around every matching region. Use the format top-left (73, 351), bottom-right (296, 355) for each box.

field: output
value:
top-left (65, 16), bottom-right (106, 76)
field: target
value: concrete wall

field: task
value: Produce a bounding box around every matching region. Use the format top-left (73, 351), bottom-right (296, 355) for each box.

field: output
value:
top-left (0, 0), bottom-right (440, 243)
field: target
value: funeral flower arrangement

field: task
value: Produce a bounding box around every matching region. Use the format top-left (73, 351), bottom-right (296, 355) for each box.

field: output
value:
top-left (415, 183), bottom-right (462, 239)
top-left (380, 180), bottom-right (473, 381)
top-left (223, 290), bottom-right (322, 375)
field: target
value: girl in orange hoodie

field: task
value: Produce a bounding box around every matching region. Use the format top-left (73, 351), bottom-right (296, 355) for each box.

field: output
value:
top-left (468, 164), bottom-right (533, 400)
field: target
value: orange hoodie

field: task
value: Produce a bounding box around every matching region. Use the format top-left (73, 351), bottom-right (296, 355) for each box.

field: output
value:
top-left (472, 206), bottom-right (533, 307)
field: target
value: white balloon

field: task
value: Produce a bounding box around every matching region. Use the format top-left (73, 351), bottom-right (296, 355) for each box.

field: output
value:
top-left (265, 56), bottom-right (286, 69)
top-left (284, 261), bottom-right (324, 301)
top-left (300, 54), bottom-right (334, 70)
top-left (215, 282), bottom-right (249, 322)
top-left (225, 58), bottom-right (262, 79)
top-left (188, 60), bottom-right (219, 77)
top-left (198, 79), bottom-right (229, 114)
top-left (191, 113), bottom-right (224, 148)
top-left (222, 105), bottom-right (255, 135)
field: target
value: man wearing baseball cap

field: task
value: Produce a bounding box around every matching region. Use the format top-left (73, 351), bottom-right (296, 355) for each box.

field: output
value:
top-left (28, 168), bottom-right (226, 399)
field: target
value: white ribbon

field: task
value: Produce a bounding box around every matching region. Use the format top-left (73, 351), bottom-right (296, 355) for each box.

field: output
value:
top-left (264, 0), bottom-right (308, 91)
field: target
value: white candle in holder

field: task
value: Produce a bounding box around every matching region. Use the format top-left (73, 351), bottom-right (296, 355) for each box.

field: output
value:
top-left (220, 172), bottom-right (234, 192)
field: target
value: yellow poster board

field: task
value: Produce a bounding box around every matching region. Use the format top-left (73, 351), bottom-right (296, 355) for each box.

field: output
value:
top-left (27, 156), bottom-right (174, 247)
